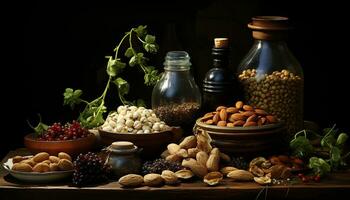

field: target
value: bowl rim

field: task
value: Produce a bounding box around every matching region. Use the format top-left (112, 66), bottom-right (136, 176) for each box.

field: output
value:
top-left (24, 132), bottom-right (95, 143)
top-left (196, 118), bottom-right (284, 131)
top-left (97, 127), bottom-right (173, 136)
top-left (2, 156), bottom-right (74, 175)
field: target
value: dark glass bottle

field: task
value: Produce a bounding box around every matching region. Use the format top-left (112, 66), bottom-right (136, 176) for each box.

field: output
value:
top-left (202, 38), bottom-right (240, 111)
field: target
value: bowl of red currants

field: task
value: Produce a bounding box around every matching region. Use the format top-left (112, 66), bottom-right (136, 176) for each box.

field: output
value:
top-left (24, 121), bottom-right (96, 157)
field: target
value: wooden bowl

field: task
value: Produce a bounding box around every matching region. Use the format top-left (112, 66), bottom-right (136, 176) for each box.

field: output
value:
top-left (98, 127), bottom-right (183, 159)
top-left (24, 133), bottom-right (96, 157)
top-left (195, 118), bottom-right (287, 156)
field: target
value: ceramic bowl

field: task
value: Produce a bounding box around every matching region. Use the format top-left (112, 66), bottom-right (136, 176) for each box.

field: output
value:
top-left (195, 118), bottom-right (287, 156)
top-left (24, 133), bottom-right (96, 157)
top-left (2, 156), bottom-right (73, 183)
top-left (98, 127), bottom-right (182, 158)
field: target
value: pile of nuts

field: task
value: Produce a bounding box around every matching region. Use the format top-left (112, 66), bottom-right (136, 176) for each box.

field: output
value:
top-left (11, 152), bottom-right (73, 172)
top-left (201, 101), bottom-right (278, 127)
top-left (101, 105), bottom-right (170, 134)
top-left (238, 69), bottom-right (303, 134)
top-left (248, 155), bottom-right (304, 185)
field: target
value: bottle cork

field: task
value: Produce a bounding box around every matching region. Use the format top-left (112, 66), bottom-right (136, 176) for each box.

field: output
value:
top-left (214, 38), bottom-right (229, 48)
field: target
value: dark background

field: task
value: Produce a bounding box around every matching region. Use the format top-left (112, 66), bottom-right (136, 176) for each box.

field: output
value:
top-left (3, 0), bottom-right (349, 158)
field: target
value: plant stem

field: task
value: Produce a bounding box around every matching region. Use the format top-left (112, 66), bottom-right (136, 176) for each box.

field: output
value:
top-left (115, 31), bottom-right (132, 58)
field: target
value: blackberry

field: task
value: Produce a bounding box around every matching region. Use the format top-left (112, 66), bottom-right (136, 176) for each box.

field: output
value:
top-left (229, 156), bottom-right (249, 170)
top-left (142, 158), bottom-right (183, 175)
top-left (72, 152), bottom-right (111, 186)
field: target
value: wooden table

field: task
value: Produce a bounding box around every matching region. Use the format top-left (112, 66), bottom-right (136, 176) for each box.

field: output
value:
top-left (1, 149), bottom-right (350, 200)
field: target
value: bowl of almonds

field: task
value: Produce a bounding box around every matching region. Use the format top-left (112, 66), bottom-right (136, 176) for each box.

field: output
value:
top-left (195, 101), bottom-right (287, 155)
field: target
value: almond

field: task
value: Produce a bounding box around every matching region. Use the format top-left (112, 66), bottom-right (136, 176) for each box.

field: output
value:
top-left (182, 158), bottom-right (208, 177)
top-left (205, 119), bottom-right (214, 125)
top-left (33, 162), bottom-right (50, 173)
top-left (220, 166), bottom-right (238, 176)
top-left (227, 170), bottom-right (254, 181)
top-left (230, 113), bottom-right (246, 121)
top-left (58, 152), bottom-right (72, 161)
top-left (266, 115), bottom-right (277, 123)
top-left (175, 169), bottom-right (194, 179)
top-left (243, 105), bottom-right (254, 111)
top-left (49, 163), bottom-right (59, 171)
top-left (255, 109), bottom-right (268, 116)
top-left (216, 106), bottom-right (227, 111)
top-left (58, 159), bottom-right (73, 171)
top-left (20, 159), bottom-right (36, 167)
top-left (161, 170), bottom-right (178, 185)
top-left (119, 174), bottom-right (144, 187)
top-left (243, 121), bottom-right (257, 127)
top-left (167, 143), bottom-right (181, 155)
top-left (176, 149), bottom-right (189, 158)
top-left (165, 154), bottom-right (182, 163)
top-left (203, 171), bottom-right (223, 186)
top-left (242, 111), bottom-right (255, 117)
top-left (217, 121), bottom-right (227, 127)
top-left (12, 156), bottom-right (25, 163)
top-left (33, 152), bottom-right (49, 163)
top-left (196, 151), bottom-right (209, 167)
top-left (144, 173), bottom-right (164, 186)
top-left (212, 113), bottom-right (220, 124)
top-left (226, 107), bottom-right (239, 114)
top-left (49, 156), bottom-right (60, 163)
top-left (202, 113), bottom-right (214, 121)
top-left (233, 120), bottom-right (245, 127)
top-left (206, 151), bottom-right (220, 172)
top-left (12, 163), bottom-right (32, 172)
top-left (235, 101), bottom-right (243, 109)
top-left (226, 123), bottom-right (234, 127)
top-left (187, 148), bottom-right (200, 158)
top-left (219, 109), bottom-right (227, 121)
top-left (197, 132), bottom-right (212, 153)
top-left (246, 114), bottom-right (258, 122)
top-left (179, 136), bottom-right (197, 149)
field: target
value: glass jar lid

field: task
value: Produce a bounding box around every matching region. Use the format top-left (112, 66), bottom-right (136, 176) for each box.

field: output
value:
top-left (163, 51), bottom-right (191, 71)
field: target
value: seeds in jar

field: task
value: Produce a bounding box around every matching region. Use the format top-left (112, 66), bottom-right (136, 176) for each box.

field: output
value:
top-left (238, 69), bottom-right (303, 134)
top-left (101, 105), bottom-right (170, 134)
top-left (153, 102), bottom-right (200, 126)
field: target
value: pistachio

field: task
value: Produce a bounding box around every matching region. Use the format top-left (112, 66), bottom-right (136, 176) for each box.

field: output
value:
top-left (175, 169), bottom-right (194, 179)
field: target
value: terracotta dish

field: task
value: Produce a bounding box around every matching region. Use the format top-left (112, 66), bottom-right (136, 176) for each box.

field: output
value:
top-left (24, 133), bottom-right (96, 157)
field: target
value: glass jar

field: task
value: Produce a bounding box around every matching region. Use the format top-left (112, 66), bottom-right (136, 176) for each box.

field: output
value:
top-left (237, 16), bottom-right (304, 137)
top-left (105, 141), bottom-right (142, 178)
top-left (152, 51), bottom-right (201, 128)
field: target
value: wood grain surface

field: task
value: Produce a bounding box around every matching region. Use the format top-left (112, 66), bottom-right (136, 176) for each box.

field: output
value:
top-left (1, 149), bottom-right (350, 200)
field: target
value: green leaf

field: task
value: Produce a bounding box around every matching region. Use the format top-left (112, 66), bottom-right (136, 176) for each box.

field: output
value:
top-left (145, 34), bottom-right (155, 44)
top-left (308, 157), bottom-right (331, 176)
top-left (144, 43), bottom-right (158, 53)
top-left (124, 47), bottom-right (134, 58)
top-left (63, 88), bottom-right (83, 109)
top-left (134, 25), bottom-right (147, 38)
top-left (290, 135), bottom-right (313, 158)
top-left (114, 77), bottom-right (129, 96)
top-left (336, 133), bottom-right (348, 146)
top-left (129, 55), bottom-right (137, 67)
top-left (106, 57), bottom-right (126, 77)
top-left (330, 146), bottom-right (342, 168)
